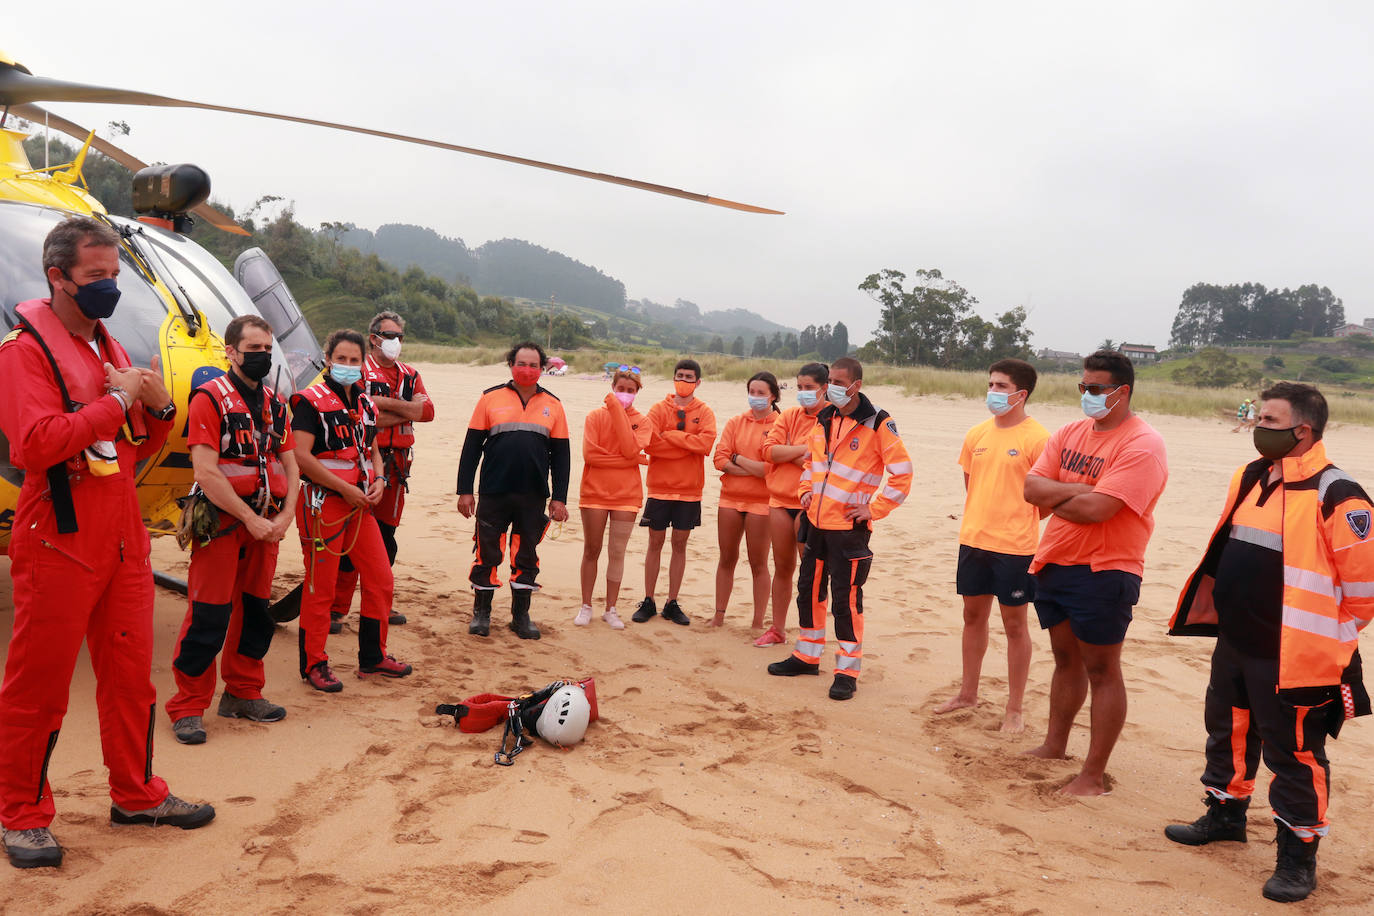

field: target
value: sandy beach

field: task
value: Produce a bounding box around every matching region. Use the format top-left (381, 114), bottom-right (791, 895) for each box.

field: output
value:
top-left (4, 362), bottom-right (1374, 914)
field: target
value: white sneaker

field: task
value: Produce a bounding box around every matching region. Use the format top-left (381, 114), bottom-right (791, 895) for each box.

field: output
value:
top-left (603, 608), bottom-right (625, 630)
top-left (574, 604), bottom-right (594, 626)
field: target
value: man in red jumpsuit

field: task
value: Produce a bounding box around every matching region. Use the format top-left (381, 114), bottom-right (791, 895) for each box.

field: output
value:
top-left (165, 314), bottom-right (300, 744)
top-left (0, 216), bottom-right (216, 870)
top-left (329, 310), bottom-right (435, 631)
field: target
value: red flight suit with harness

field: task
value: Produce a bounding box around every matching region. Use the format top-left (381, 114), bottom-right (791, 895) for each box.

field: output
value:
top-left (290, 379), bottom-right (395, 680)
top-left (0, 299), bottom-right (174, 829)
top-left (330, 354), bottom-right (433, 620)
top-left (166, 373), bottom-right (294, 721)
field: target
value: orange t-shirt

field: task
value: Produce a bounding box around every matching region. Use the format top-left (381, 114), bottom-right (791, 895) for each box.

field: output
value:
top-left (1029, 415), bottom-right (1169, 577)
top-left (580, 396), bottom-right (651, 511)
top-left (763, 405), bottom-right (820, 509)
top-left (957, 416), bottom-right (1049, 556)
top-left (713, 410), bottom-right (776, 506)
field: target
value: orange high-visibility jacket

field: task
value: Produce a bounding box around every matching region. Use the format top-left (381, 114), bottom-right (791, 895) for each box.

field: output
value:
top-left (798, 394), bottom-right (912, 530)
top-left (1171, 442), bottom-right (1374, 713)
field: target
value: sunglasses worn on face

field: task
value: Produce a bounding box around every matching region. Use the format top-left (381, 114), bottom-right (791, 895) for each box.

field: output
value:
top-left (1078, 383), bottom-right (1122, 396)
top-left (374, 330), bottom-right (404, 341)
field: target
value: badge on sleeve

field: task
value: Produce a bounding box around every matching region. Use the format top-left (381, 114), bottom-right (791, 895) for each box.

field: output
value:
top-left (1346, 509), bottom-right (1371, 539)
top-left (885, 419), bottom-right (898, 435)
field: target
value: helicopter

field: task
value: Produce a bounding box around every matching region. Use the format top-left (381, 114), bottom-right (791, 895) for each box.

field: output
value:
top-left (0, 49), bottom-right (782, 555)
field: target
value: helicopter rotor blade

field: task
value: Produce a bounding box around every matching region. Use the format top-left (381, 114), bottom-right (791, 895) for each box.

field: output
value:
top-left (0, 67), bottom-right (784, 215)
top-left (9, 101), bottom-right (251, 236)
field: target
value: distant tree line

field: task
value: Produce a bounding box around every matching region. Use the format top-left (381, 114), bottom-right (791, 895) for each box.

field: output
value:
top-left (702, 322), bottom-right (849, 361)
top-left (856, 268), bottom-right (1033, 368)
top-left (1169, 282), bottom-right (1345, 350)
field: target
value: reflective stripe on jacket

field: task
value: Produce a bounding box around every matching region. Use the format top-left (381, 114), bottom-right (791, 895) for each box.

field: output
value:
top-left (798, 394), bottom-right (912, 530)
top-left (1171, 441), bottom-right (1374, 710)
top-left (290, 382), bottom-right (376, 486)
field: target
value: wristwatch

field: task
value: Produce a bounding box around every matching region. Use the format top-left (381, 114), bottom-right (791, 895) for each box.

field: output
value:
top-left (149, 401), bottom-right (176, 421)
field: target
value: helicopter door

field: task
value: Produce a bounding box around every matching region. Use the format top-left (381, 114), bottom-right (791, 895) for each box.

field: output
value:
top-left (233, 248), bottom-right (323, 392)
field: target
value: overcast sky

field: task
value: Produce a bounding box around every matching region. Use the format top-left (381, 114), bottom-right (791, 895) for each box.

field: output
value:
top-left (11, 2), bottom-right (1374, 354)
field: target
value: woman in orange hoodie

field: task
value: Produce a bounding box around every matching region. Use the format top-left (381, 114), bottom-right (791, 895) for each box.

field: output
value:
top-left (756, 362), bottom-right (829, 646)
top-left (710, 372), bottom-right (780, 632)
top-left (576, 368), bottom-right (650, 628)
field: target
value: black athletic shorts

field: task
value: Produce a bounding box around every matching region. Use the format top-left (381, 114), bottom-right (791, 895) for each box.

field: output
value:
top-left (1032, 563), bottom-right (1140, 646)
top-left (639, 497), bottom-right (702, 531)
top-left (956, 545), bottom-right (1035, 606)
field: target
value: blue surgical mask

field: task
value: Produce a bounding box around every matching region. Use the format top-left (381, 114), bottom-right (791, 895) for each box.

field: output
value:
top-left (66, 275), bottom-right (121, 320)
top-left (330, 363), bottom-right (363, 386)
top-left (827, 383), bottom-right (852, 409)
top-left (747, 395), bottom-right (771, 412)
top-left (986, 391), bottom-right (1014, 416)
top-left (1081, 391), bottom-right (1111, 419)
top-left (796, 389), bottom-right (820, 408)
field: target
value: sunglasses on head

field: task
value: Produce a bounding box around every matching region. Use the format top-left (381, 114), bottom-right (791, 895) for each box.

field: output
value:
top-left (374, 330), bottom-right (404, 341)
top-left (617, 364), bottom-right (641, 374)
top-left (1078, 383), bottom-right (1122, 396)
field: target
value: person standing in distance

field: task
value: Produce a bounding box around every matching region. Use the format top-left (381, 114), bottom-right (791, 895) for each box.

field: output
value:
top-left (935, 358), bottom-right (1049, 733)
top-left (457, 341), bottom-right (571, 640)
top-left (166, 315), bottom-right (299, 745)
top-left (767, 357), bottom-right (912, 700)
top-left (634, 359), bottom-right (717, 626)
top-left (0, 216), bottom-right (214, 870)
top-left (1022, 350), bottom-right (1168, 795)
top-left (329, 311), bottom-right (435, 631)
top-left (1166, 383), bottom-right (1374, 904)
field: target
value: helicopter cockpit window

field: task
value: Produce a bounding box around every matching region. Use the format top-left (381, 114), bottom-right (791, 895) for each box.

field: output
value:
top-left (233, 248), bottom-right (322, 392)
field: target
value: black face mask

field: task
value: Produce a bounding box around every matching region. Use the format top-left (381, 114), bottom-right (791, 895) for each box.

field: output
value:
top-left (1254, 425), bottom-right (1301, 460)
top-left (65, 275), bottom-right (121, 320)
top-left (237, 350), bottom-right (273, 382)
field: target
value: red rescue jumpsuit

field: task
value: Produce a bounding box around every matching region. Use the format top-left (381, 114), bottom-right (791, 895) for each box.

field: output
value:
top-left (331, 355), bottom-right (434, 615)
top-left (0, 299), bottom-right (173, 829)
top-left (291, 379), bottom-right (393, 677)
top-left (166, 373), bottom-right (294, 721)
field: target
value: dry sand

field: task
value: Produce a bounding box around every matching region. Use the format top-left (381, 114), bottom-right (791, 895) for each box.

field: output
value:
top-left (4, 363), bottom-right (1374, 914)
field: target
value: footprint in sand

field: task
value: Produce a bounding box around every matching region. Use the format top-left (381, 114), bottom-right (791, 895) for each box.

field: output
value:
top-left (225, 795), bottom-right (256, 806)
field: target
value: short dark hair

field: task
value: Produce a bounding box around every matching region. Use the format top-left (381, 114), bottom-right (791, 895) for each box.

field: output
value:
top-left (325, 328), bottom-right (366, 359)
top-left (798, 362), bottom-right (829, 386)
top-left (225, 314), bottom-right (273, 348)
top-left (674, 358), bottom-right (702, 381)
top-left (1261, 381), bottom-right (1328, 439)
top-left (506, 340), bottom-right (548, 368)
top-left (748, 371), bottom-right (781, 411)
top-left (43, 216), bottom-right (120, 293)
top-left (1083, 349), bottom-right (1134, 389)
top-left (831, 356), bottom-right (863, 381)
top-left (989, 358), bottom-right (1037, 399)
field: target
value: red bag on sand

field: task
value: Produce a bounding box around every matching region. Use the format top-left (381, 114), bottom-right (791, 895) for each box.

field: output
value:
top-left (436, 677), bottom-right (598, 733)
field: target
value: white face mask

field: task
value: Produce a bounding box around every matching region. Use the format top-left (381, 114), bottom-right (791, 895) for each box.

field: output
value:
top-left (827, 382), bottom-right (853, 409)
top-left (378, 337), bottom-right (402, 361)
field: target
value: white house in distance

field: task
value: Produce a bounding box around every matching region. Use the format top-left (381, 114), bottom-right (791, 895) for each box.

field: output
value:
top-left (1336, 323), bottom-right (1374, 338)
top-left (1119, 343), bottom-right (1159, 362)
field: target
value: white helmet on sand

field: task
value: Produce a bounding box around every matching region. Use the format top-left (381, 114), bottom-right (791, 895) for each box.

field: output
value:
top-left (535, 685), bottom-right (591, 746)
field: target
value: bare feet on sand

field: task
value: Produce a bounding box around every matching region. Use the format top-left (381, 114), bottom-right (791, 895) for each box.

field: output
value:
top-left (1023, 743), bottom-right (1070, 760)
top-left (999, 711), bottom-right (1025, 734)
top-left (707, 611), bottom-right (726, 627)
top-left (1059, 773), bottom-right (1109, 796)
top-left (934, 695), bottom-right (977, 715)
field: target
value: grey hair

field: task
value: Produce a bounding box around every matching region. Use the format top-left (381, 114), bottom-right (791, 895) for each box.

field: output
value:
top-left (369, 310), bottom-right (405, 337)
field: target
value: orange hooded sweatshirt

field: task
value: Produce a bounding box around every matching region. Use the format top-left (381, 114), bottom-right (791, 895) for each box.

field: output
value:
top-left (644, 394), bottom-right (717, 501)
top-left (713, 409), bottom-right (777, 507)
top-left (580, 393), bottom-right (651, 511)
top-left (763, 405), bottom-right (821, 509)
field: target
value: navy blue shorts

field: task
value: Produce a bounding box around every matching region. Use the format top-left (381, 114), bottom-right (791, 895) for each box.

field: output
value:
top-left (956, 545), bottom-right (1035, 606)
top-left (639, 498), bottom-right (702, 531)
top-left (1032, 563), bottom-right (1140, 646)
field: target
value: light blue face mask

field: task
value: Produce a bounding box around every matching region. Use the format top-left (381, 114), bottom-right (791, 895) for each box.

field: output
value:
top-left (796, 389), bottom-right (820, 408)
top-left (331, 363), bottom-right (363, 386)
top-left (748, 395), bottom-right (771, 412)
top-left (1081, 391), bottom-right (1111, 419)
top-left (986, 391), bottom-right (1015, 416)
top-left (827, 383), bottom-right (852, 408)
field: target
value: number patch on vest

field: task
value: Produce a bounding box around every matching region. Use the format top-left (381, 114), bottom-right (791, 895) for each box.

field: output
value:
top-left (1347, 509), bottom-right (1371, 539)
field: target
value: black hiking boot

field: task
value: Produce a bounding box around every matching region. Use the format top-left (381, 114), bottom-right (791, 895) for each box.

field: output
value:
top-left (1262, 824), bottom-right (1318, 903)
top-left (469, 589), bottom-right (493, 637)
top-left (1165, 795), bottom-right (1249, 846)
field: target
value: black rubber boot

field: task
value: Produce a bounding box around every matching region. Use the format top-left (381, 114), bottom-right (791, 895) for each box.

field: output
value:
top-left (1262, 824), bottom-right (1318, 903)
top-left (1165, 795), bottom-right (1249, 846)
top-left (508, 589), bottom-right (541, 640)
top-left (768, 655), bottom-right (820, 677)
top-left (469, 589), bottom-right (493, 637)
